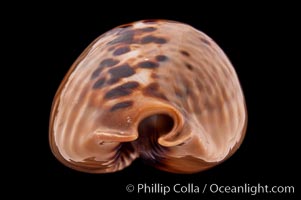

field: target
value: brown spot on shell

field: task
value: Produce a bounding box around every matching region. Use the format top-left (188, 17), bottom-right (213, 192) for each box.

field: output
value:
top-left (200, 38), bottom-right (211, 45)
top-left (110, 101), bottom-right (134, 112)
top-left (143, 83), bottom-right (167, 100)
top-left (92, 78), bottom-right (106, 89)
top-left (140, 35), bottom-right (167, 44)
top-left (180, 50), bottom-right (190, 57)
top-left (91, 68), bottom-right (103, 79)
top-left (185, 63), bottom-right (193, 71)
top-left (138, 61), bottom-right (159, 69)
top-left (108, 30), bottom-right (135, 45)
top-left (100, 58), bottom-right (120, 67)
top-left (113, 46), bottom-right (131, 56)
top-left (107, 64), bottom-right (135, 84)
top-left (104, 81), bottom-right (139, 99)
top-left (91, 59), bottom-right (120, 79)
top-left (155, 55), bottom-right (168, 62)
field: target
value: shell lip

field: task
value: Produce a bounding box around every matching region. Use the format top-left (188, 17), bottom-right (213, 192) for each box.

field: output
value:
top-left (93, 130), bottom-right (138, 142)
top-left (133, 102), bottom-right (187, 147)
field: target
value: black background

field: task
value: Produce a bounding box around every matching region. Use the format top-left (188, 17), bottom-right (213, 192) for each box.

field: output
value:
top-left (15, 3), bottom-right (299, 199)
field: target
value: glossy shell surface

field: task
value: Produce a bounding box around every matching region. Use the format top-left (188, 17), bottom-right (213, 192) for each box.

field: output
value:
top-left (49, 20), bottom-right (247, 173)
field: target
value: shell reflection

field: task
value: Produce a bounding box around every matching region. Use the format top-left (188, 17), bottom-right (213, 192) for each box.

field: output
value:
top-left (49, 19), bottom-right (247, 174)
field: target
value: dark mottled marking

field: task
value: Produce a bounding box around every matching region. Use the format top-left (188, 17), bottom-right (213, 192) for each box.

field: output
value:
top-left (100, 58), bottom-right (120, 67)
top-left (91, 58), bottom-right (119, 79)
top-left (155, 37), bottom-right (167, 44)
top-left (140, 27), bottom-right (157, 32)
top-left (113, 46), bottom-right (131, 56)
top-left (138, 61), bottom-right (159, 69)
top-left (180, 50), bottom-right (190, 57)
top-left (119, 29), bottom-right (135, 36)
top-left (200, 38), bottom-right (210, 45)
top-left (155, 55), bottom-right (168, 62)
top-left (106, 77), bottom-right (119, 85)
top-left (120, 81), bottom-right (140, 89)
top-left (110, 101), bottom-right (134, 112)
top-left (108, 30), bottom-right (135, 45)
top-left (141, 35), bottom-right (167, 44)
top-left (91, 59), bottom-right (120, 79)
top-left (105, 87), bottom-right (130, 99)
top-left (105, 81), bottom-right (139, 99)
top-left (108, 64), bottom-right (135, 84)
top-left (91, 68), bottom-right (103, 79)
top-left (143, 83), bottom-right (167, 100)
top-left (140, 35), bottom-right (156, 44)
top-left (92, 78), bottom-right (106, 89)
top-left (185, 63), bottom-right (193, 70)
